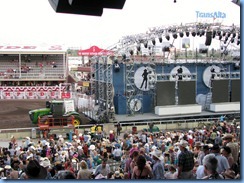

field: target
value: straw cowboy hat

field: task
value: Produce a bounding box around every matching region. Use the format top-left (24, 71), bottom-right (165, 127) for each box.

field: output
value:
top-left (150, 150), bottom-right (164, 161)
top-left (40, 157), bottom-right (51, 168)
top-left (25, 159), bottom-right (47, 179)
top-left (222, 134), bottom-right (233, 140)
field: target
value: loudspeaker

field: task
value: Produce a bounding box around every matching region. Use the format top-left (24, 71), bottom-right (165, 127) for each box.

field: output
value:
top-left (205, 31), bottom-right (212, 46)
top-left (49, 0), bottom-right (126, 16)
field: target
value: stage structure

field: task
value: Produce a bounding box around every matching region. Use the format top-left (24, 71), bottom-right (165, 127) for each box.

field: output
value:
top-left (87, 22), bottom-right (240, 122)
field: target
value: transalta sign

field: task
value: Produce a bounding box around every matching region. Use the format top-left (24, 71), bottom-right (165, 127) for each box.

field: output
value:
top-left (196, 11), bottom-right (226, 19)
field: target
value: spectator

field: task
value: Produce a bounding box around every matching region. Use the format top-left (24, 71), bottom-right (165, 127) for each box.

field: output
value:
top-left (77, 160), bottom-right (92, 179)
top-left (22, 159), bottom-right (48, 179)
top-left (94, 159), bottom-right (110, 177)
top-left (210, 144), bottom-right (230, 174)
top-left (202, 154), bottom-right (224, 179)
top-left (150, 149), bottom-right (165, 179)
top-left (131, 155), bottom-right (153, 179)
top-left (177, 140), bottom-right (194, 179)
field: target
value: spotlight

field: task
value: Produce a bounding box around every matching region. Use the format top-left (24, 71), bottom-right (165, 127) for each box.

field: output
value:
top-left (166, 35), bottom-right (170, 41)
top-left (201, 30), bottom-right (205, 36)
top-left (197, 31), bottom-right (200, 36)
top-left (219, 35), bottom-right (222, 40)
top-left (237, 40), bottom-right (240, 45)
top-left (173, 33), bottom-right (178, 39)
top-left (212, 30), bottom-right (216, 38)
top-left (136, 45), bottom-right (141, 52)
top-left (227, 32), bottom-right (231, 37)
top-left (232, 33), bottom-right (236, 38)
top-left (222, 31), bottom-right (226, 37)
top-left (159, 37), bottom-right (163, 43)
top-left (217, 31), bottom-right (221, 36)
top-left (122, 54), bottom-right (126, 60)
top-left (174, 0), bottom-right (176, 2)
top-left (191, 31), bottom-right (196, 37)
top-left (186, 31), bottom-right (190, 37)
top-left (152, 39), bottom-right (156, 46)
top-left (225, 37), bottom-right (228, 42)
top-left (129, 49), bottom-right (134, 55)
top-left (144, 42), bottom-right (148, 48)
top-left (179, 32), bottom-right (184, 38)
top-left (231, 38), bottom-right (235, 43)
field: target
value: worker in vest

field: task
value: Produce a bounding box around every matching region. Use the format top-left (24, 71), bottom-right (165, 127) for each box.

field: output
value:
top-left (90, 124), bottom-right (97, 138)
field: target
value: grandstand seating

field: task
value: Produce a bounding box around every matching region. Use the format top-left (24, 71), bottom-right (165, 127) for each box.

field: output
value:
top-left (0, 54), bottom-right (66, 81)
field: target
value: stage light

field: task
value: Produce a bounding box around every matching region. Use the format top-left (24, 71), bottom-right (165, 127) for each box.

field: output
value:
top-left (212, 30), bottom-right (216, 38)
top-left (144, 42), bottom-right (148, 48)
top-left (179, 32), bottom-right (184, 38)
top-left (159, 37), bottom-right (163, 43)
top-left (152, 39), bottom-right (156, 46)
top-left (217, 31), bottom-right (221, 36)
top-left (237, 40), bottom-right (240, 45)
top-left (231, 38), bottom-right (235, 43)
top-left (191, 31), bottom-right (196, 37)
top-left (136, 45), bottom-right (141, 52)
top-left (197, 31), bottom-right (200, 36)
top-left (165, 35), bottom-right (170, 41)
top-left (129, 49), bottom-right (134, 55)
top-left (219, 35), bottom-right (222, 40)
top-left (174, 0), bottom-right (176, 3)
top-left (201, 30), bottom-right (205, 36)
top-left (222, 31), bottom-right (226, 37)
top-left (186, 31), bottom-right (190, 37)
top-left (227, 32), bottom-right (231, 37)
top-left (232, 32), bottom-right (236, 38)
top-left (173, 33), bottom-right (178, 39)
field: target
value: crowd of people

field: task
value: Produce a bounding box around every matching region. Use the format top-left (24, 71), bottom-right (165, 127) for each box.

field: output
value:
top-left (0, 119), bottom-right (240, 180)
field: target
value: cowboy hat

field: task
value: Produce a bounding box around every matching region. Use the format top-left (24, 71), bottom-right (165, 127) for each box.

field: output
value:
top-left (222, 134), bottom-right (233, 140)
top-left (25, 160), bottom-right (47, 179)
top-left (150, 150), bottom-right (164, 161)
top-left (4, 165), bottom-right (11, 169)
top-left (40, 158), bottom-right (51, 168)
top-left (194, 141), bottom-right (203, 147)
top-left (89, 144), bottom-right (95, 150)
top-left (179, 140), bottom-right (188, 148)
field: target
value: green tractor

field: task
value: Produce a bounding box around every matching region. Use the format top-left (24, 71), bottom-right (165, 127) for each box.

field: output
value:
top-left (29, 99), bottom-right (82, 127)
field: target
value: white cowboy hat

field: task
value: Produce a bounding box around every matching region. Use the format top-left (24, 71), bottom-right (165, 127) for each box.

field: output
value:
top-left (25, 136), bottom-right (30, 140)
top-left (89, 144), bottom-right (95, 150)
top-left (179, 140), bottom-right (188, 148)
top-left (4, 165), bottom-right (11, 169)
top-left (150, 150), bottom-right (164, 161)
top-left (40, 158), bottom-right (51, 168)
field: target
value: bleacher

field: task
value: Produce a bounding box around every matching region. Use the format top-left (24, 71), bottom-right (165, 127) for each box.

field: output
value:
top-left (0, 54), bottom-right (66, 80)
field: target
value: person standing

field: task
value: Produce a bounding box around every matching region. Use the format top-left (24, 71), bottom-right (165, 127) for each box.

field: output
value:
top-left (116, 122), bottom-right (122, 137)
top-left (177, 140), bottom-right (194, 179)
top-left (150, 150), bottom-right (165, 179)
top-left (202, 154), bottom-right (224, 179)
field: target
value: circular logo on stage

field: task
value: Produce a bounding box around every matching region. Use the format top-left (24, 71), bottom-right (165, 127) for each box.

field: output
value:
top-left (134, 66), bottom-right (155, 91)
top-left (203, 65), bottom-right (221, 88)
top-left (170, 66), bottom-right (191, 81)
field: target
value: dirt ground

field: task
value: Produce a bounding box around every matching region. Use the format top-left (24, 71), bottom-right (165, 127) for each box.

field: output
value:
top-left (0, 100), bottom-right (90, 129)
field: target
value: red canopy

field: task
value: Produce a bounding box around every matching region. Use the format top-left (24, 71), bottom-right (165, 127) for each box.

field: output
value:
top-left (78, 45), bottom-right (114, 56)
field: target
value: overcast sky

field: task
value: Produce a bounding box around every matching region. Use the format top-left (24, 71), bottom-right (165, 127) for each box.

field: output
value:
top-left (0, 0), bottom-right (240, 49)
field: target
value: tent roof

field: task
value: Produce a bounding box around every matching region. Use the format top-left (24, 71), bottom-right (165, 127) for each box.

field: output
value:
top-left (78, 45), bottom-right (114, 56)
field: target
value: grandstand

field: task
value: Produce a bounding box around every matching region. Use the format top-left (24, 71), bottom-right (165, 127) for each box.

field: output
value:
top-left (0, 45), bottom-right (70, 99)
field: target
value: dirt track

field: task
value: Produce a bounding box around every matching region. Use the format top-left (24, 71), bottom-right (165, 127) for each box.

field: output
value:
top-left (0, 100), bottom-right (90, 129)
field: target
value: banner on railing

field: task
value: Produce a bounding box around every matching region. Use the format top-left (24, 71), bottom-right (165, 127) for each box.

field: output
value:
top-left (0, 86), bottom-right (71, 99)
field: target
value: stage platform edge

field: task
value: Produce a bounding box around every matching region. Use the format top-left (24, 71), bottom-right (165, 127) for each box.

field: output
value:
top-left (209, 102), bottom-right (240, 112)
top-left (155, 104), bottom-right (202, 116)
